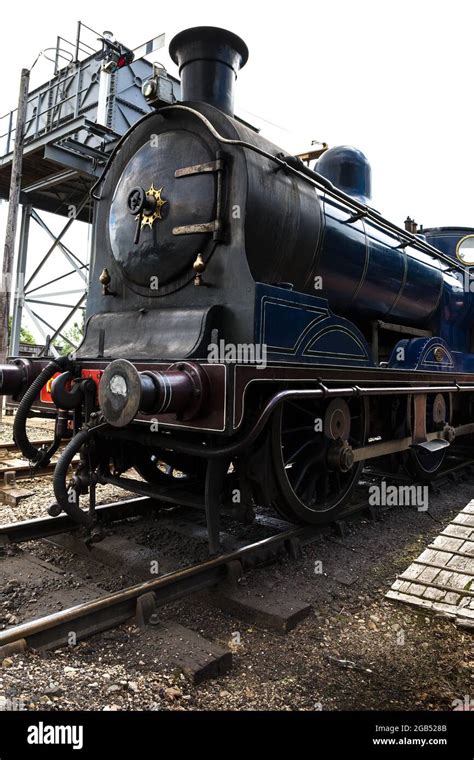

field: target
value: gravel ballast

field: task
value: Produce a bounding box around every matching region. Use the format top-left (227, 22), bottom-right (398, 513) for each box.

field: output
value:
top-left (0, 416), bottom-right (472, 711)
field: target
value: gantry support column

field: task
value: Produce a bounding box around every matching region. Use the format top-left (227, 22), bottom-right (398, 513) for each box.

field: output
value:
top-left (9, 204), bottom-right (32, 357)
top-left (0, 68), bottom-right (30, 365)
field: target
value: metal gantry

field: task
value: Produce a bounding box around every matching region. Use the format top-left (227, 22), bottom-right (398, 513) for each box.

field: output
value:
top-left (0, 21), bottom-right (179, 357)
top-left (10, 202), bottom-right (89, 356)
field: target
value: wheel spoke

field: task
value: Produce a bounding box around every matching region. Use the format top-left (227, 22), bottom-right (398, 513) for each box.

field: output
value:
top-left (283, 438), bottom-right (314, 465)
top-left (320, 471), bottom-right (330, 503)
top-left (287, 401), bottom-right (318, 417)
top-left (292, 451), bottom-right (318, 492)
top-left (300, 468), bottom-right (319, 505)
top-left (283, 425), bottom-right (315, 435)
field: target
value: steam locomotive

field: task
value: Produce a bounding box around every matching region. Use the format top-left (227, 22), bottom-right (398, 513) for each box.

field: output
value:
top-left (3, 26), bottom-right (474, 552)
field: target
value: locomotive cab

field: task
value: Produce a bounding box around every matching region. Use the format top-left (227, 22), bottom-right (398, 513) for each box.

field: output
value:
top-left (423, 226), bottom-right (474, 266)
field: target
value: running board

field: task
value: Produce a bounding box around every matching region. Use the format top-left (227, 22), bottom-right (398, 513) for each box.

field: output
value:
top-left (411, 439), bottom-right (450, 453)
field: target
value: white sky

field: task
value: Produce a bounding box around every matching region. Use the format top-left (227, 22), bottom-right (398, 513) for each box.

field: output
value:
top-left (1, 0), bottom-right (473, 341)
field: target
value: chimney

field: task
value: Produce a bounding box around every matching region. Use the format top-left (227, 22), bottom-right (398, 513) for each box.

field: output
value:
top-left (404, 216), bottom-right (418, 234)
top-left (169, 26), bottom-right (248, 116)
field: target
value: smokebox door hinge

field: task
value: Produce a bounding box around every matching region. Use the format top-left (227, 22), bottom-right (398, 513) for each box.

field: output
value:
top-left (172, 150), bottom-right (226, 242)
top-left (174, 158), bottom-right (224, 177)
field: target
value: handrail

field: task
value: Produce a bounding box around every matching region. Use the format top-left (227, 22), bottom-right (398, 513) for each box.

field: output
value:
top-left (0, 84), bottom-right (98, 157)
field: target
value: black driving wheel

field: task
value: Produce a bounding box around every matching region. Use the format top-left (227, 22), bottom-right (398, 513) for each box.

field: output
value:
top-left (269, 396), bottom-right (367, 523)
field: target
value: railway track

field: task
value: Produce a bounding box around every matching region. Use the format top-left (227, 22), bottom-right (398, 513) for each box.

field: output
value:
top-left (0, 438), bottom-right (74, 481)
top-left (0, 439), bottom-right (54, 454)
top-left (0, 518), bottom-right (317, 653)
top-left (0, 495), bottom-right (158, 545)
top-left (0, 487), bottom-right (383, 661)
top-left (0, 451), bottom-right (473, 679)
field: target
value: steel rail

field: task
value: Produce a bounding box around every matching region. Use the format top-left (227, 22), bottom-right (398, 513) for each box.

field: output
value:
top-left (0, 438), bottom-right (55, 453)
top-left (4, 450), bottom-right (472, 547)
top-left (1, 455), bottom-right (473, 651)
top-left (0, 496), bottom-right (157, 546)
top-left (0, 523), bottom-right (315, 650)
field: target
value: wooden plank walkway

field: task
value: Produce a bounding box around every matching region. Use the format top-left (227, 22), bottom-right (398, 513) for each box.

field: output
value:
top-left (386, 500), bottom-right (474, 630)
